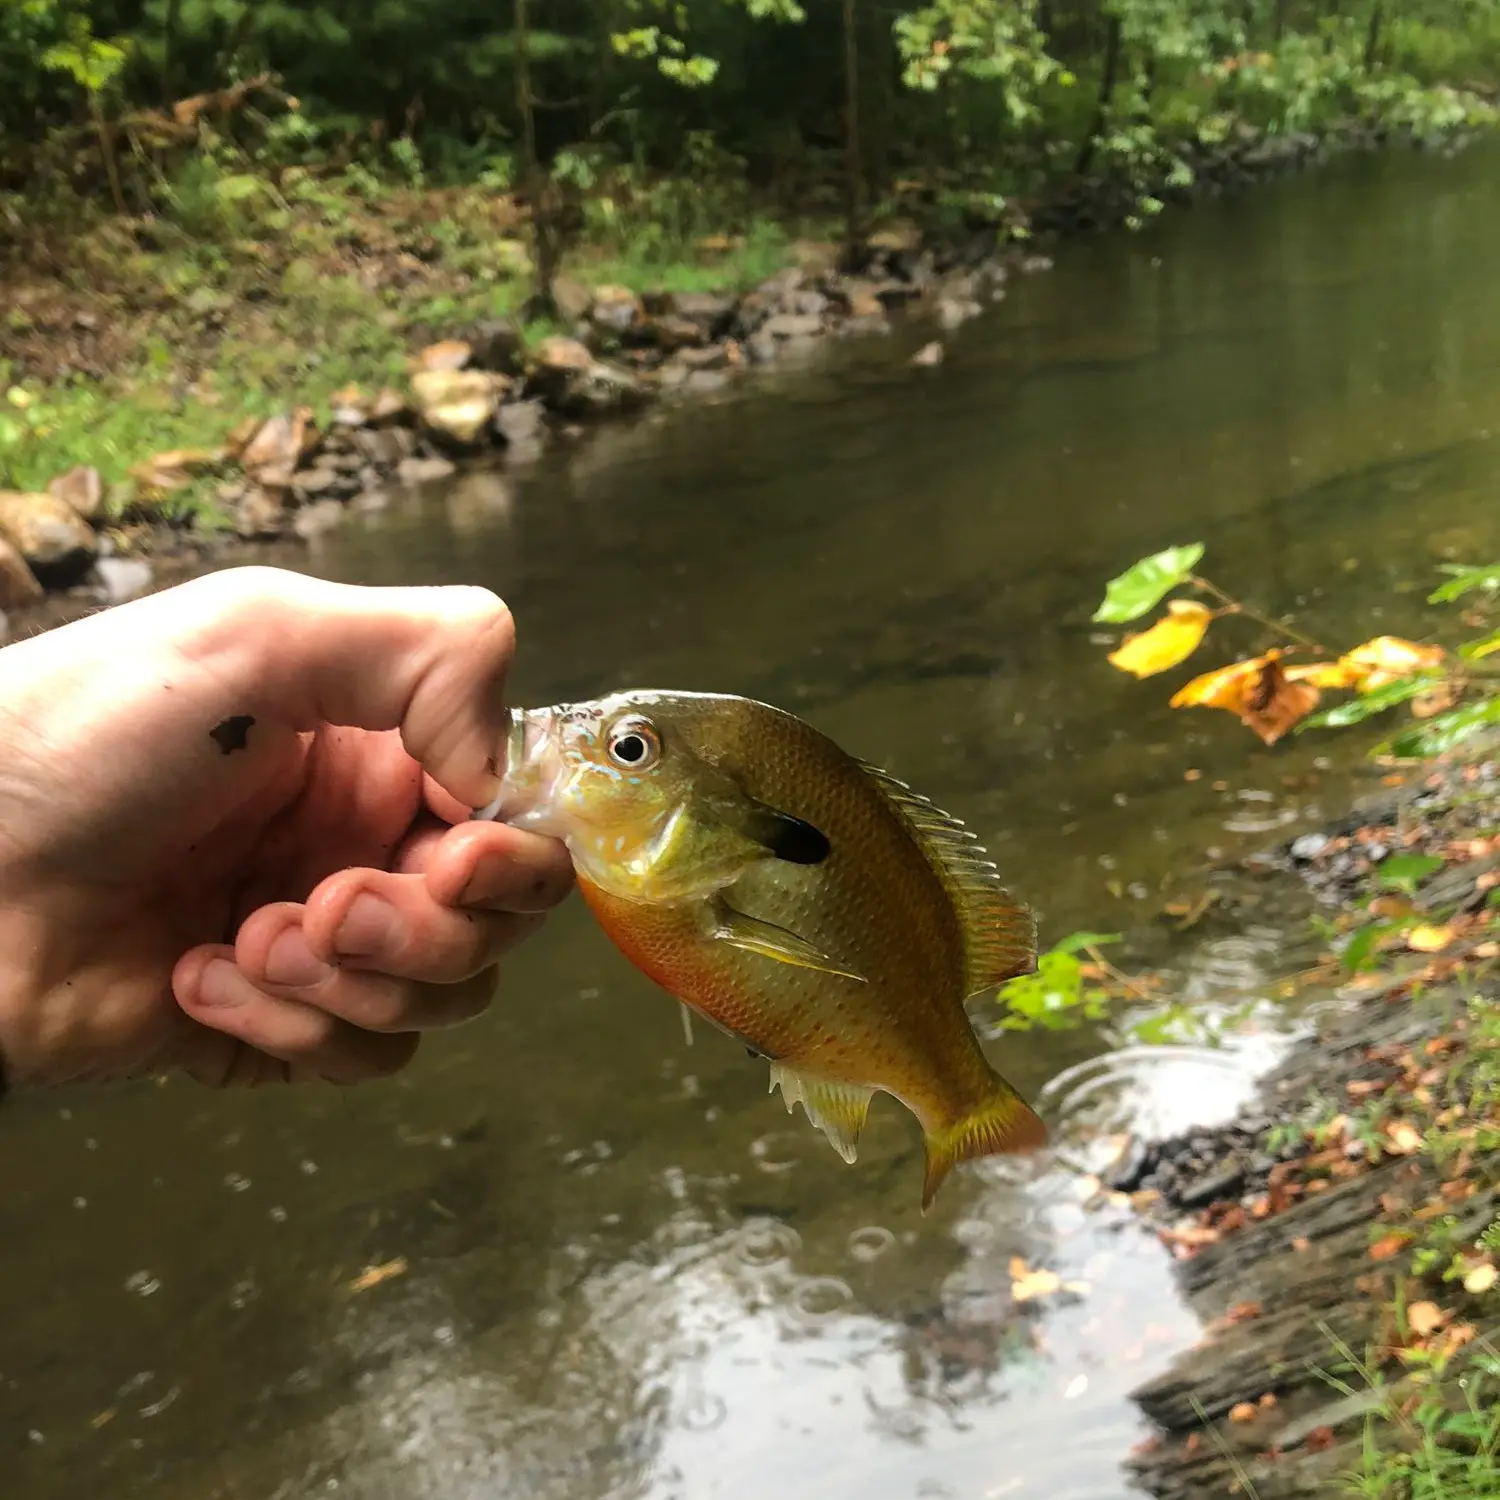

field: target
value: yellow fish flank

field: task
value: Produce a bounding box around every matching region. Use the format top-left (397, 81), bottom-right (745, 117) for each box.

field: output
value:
top-left (475, 689), bottom-right (1047, 1211)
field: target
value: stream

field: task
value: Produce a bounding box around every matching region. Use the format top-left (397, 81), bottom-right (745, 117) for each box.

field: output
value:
top-left (6, 138), bottom-right (1500, 1500)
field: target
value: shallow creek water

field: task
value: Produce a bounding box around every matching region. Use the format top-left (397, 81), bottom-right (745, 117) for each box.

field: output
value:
top-left (6, 140), bottom-right (1500, 1500)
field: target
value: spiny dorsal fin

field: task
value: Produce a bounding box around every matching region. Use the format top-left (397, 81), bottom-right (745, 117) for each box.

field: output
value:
top-left (856, 760), bottom-right (1037, 997)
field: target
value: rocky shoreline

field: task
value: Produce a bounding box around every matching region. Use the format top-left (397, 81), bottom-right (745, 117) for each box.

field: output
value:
top-left (1114, 760), bottom-right (1500, 1497)
top-left (0, 112), bottom-right (1451, 643)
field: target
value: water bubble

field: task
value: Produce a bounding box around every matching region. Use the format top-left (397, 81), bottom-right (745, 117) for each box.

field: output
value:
top-left (299, 1159), bottom-right (318, 1176)
top-left (678, 1389), bottom-right (728, 1432)
top-left (27, 1429), bottom-right (44, 1446)
top-left (433, 1324), bottom-right (456, 1346)
top-left (223, 1172), bottom-right (251, 1193)
top-left (791, 1276), bottom-right (853, 1319)
top-left (847, 1226), bottom-right (895, 1263)
top-left (734, 1217), bottom-right (801, 1268)
top-left (269, 1205), bottom-right (288, 1224)
top-left (125, 1271), bottom-right (160, 1298)
top-left (84, 1138), bottom-right (98, 1151)
top-left (138, 1384), bottom-right (180, 1419)
top-left (229, 1278), bottom-right (259, 1310)
top-left (72, 1197), bottom-right (87, 1210)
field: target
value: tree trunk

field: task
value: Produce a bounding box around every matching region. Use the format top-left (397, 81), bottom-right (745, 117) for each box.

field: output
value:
top-left (1363, 0), bottom-right (1384, 71)
top-left (842, 0), bottom-right (863, 263)
top-left (1075, 13), bottom-right (1122, 178)
top-left (514, 0), bottom-right (558, 314)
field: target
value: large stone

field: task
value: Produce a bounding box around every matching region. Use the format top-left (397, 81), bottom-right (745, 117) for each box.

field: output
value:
top-left (411, 339), bottom-right (473, 374)
top-left (533, 336), bottom-right (594, 374)
top-left (589, 284), bottom-right (643, 337)
top-left (411, 369), bottom-right (511, 447)
top-left (761, 312), bottom-right (825, 340)
top-left (48, 464), bottom-right (104, 524)
top-left (0, 533), bottom-right (43, 609)
top-left (466, 318), bottom-right (525, 375)
top-left (495, 399), bottom-right (546, 447)
top-left (665, 291), bottom-right (736, 338)
top-left (235, 486), bottom-right (288, 539)
top-left (648, 314), bottom-right (708, 352)
top-left (0, 490), bottom-right (98, 586)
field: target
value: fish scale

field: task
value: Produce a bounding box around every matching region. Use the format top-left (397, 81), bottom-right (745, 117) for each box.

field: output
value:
top-left (479, 688), bottom-right (1048, 1211)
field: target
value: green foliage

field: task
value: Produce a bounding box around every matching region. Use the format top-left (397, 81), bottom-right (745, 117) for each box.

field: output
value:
top-left (1093, 543), bottom-right (1205, 623)
top-left (1376, 853), bottom-right (1446, 898)
top-left (990, 931), bottom-right (1121, 1032)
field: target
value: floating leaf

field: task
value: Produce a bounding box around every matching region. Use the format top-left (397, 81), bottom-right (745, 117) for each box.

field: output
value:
top-left (1382, 697), bottom-right (1500, 759)
top-left (1285, 659), bottom-right (1366, 689)
top-left (1107, 600), bottom-right (1213, 677)
top-left (1429, 563), bottom-right (1500, 604)
top-left (1170, 650), bottom-right (1320, 745)
top-left (1093, 544), bottom-right (1204, 624)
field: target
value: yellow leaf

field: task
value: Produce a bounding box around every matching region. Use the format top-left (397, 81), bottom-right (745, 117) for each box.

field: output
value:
top-left (1408, 924), bottom-right (1456, 953)
top-left (347, 1256), bottom-right (408, 1293)
top-left (1170, 649), bottom-right (1320, 746)
top-left (1384, 1121), bottom-right (1424, 1156)
top-left (1463, 1262), bottom-right (1498, 1295)
top-left (1345, 636), bottom-right (1446, 690)
top-left (1009, 1259), bottom-right (1064, 1303)
top-left (1285, 659), bottom-right (1367, 689)
top-left (1107, 600), bottom-right (1213, 678)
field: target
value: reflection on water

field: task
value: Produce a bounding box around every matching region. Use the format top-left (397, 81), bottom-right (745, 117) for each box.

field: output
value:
top-left (8, 140), bottom-right (1500, 1500)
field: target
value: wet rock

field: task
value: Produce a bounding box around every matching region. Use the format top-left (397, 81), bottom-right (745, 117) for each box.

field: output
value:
top-left (665, 292), bottom-right (735, 338)
top-left (677, 343), bottom-right (731, 372)
top-left (411, 369), bottom-right (511, 447)
top-left (1104, 1137), bottom-right (1156, 1194)
top-left (353, 426), bottom-right (417, 469)
top-left (1176, 1163), bottom-right (1247, 1211)
top-left (368, 389), bottom-right (413, 426)
top-left (839, 281), bottom-right (887, 320)
top-left (92, 555), bottom-right (153, 605)
top-left (1290, 832), bottom-right (1330, 862)
top-left (290, 466), bottom-right (350, 501)
top-left (466, 318), bottom-right (525, 375)
top-left (495, 399), bottom-right (546, 448)
top-left (761, 312), bottom-right (825, 340)
top-left (235, 486), bottom-right (287, 540)
top-left (0, 490), bottom-right (98, 586)
top-left (411, 338), bottom-right (473, 374)
top-left (396, 455), bottom-right (458, 487)
top-left (530, 338), bottom-right (648, 418)
top-left (911, 340), bottom-right (945, 367)
top-left (0, 534), bottom-right (43, 610)
top-left (649, 314), bottom-right (707, 351)
top-left (240, 408), bottom-right (319, 478)
top-left (48, 465), bottom-right (104, 524)
top-left (936, 296), bottom-right (982, 331)
top-left (589, 284), bottom-right (644, 337)
top-left (533, 335), bottom-right (594, 376)
top-left (786, 289), bottom-right (830, 319)
top-left (293, 499), bottom-right (347, 541)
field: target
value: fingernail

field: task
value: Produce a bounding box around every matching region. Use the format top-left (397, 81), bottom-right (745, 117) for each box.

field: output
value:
top-left (263, 928), bottom-right (331, 988)
top-left (334, 894), bottom-right (394, 958)
top-left (196, 958), bottom-right (247, 1009)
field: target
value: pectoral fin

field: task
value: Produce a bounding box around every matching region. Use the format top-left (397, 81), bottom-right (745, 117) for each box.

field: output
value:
top-left (709, 899), bottom-right (867, 983)
top-left (770, 1063), bottom-right (875, 1164)
top-left (700, 783), bottom-right (830, 866)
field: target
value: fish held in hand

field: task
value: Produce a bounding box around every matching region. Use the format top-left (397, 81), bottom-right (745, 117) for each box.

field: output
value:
top-left (473, 690), bottom-right (1046, 1210)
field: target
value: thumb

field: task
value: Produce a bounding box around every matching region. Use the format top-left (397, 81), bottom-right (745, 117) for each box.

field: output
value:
top-left (167, 567), bottom-right (516, 809)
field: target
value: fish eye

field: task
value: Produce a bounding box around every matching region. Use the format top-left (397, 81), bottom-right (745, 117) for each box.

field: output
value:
top-left (607, 717), bottom-right (660, 770)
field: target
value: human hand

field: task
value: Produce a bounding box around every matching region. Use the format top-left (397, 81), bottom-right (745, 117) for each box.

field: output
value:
top-left (0, 565), bottom-right (573, 1090)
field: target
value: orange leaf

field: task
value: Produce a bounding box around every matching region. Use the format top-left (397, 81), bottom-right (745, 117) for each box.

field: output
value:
top-left (1170, 649), bottom-right (1320, 746)
top-left (1285, 659), bottom-right (1366, 689)
top-left (1258, 1392), bottom-right (1278, 1410)
top-left (347, 1256), bottom-right (408, 1293)
top-left (1229, 1402), bottom-right (1257, 1424)
top-left (1369, 1234), bottom-right (1409, 1261)
top-left (1304, 1427), bottom-right (1336, 1453)
top-left (1384, 1121), bottom-right (1424, 1156)
top-left (1108, 600), bottom-right (1214, 678)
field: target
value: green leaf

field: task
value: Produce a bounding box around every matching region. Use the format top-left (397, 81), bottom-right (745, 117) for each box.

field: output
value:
top-left (1380, 695), bottom-right (1500, 759)
top-left (1051, 930), bottom-right (1123, 955)
top-left (1429, 563), bottom-right (1500, 604)
top-left (1341, 921), bottom-right (1387, 972)
top-left (1375, 853), bottom-right (1444, 897)
top-left (1459, 628), bottom-right (1500, 661)
top-left (1093, 544), bottom-right (1204, 624)
top-left (1300, 673), bottom-right (1440, 730)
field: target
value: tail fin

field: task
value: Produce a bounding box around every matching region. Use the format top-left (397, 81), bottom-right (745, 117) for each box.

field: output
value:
top-left (921, 1080), bottom-right (1047, 1213)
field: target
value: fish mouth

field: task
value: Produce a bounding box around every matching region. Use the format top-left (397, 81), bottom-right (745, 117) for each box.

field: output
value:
top-left (470, 707), bottom-right (559, 825)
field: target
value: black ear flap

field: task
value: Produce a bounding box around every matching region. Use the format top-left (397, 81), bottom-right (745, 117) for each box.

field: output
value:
top-left (738, 803), bottom-right (831, 865)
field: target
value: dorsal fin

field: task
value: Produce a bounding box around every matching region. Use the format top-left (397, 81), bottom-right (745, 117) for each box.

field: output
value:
top-left (856, 760), bottom-right (1037, 996)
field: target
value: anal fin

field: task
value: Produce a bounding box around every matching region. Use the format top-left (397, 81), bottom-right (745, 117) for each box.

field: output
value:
top-left (770, 1062), bottom-right (875, 1164)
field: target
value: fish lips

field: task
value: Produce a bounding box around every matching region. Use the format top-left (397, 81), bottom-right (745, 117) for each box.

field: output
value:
top-left (471, 707), bottom-right (556, 824)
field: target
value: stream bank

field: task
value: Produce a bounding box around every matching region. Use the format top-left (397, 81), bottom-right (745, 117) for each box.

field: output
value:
top-left (1116, 752), bottom-right (1500, 1499)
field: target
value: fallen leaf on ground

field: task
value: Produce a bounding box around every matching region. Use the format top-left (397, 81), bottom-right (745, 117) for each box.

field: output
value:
top-left (1463, 1262), bottom-right (1498, 1294)
top-left (1384, 1121), bottom-right (1424, 1155)
top-left (1229, 1402), bottom-right (1258, 1424)
top-left (1369, 1233), bottom-right (1409, 1261)
top-left (1292, 1236), bottom-right (1312, 1252)
top-left (1107, 600), bottom-right (1214, 677)
top-left (1407, 924), bottom-right (1456, 953)
top-left (1406, 1301), bottom-right (1449, 1338)
top-left (1258, 1392), bottom-right (1278, 1410)
top-left (1304, 1427), bottom-right (1336, 1452)
top-left (347, 1256), bottom-right (408, 1293)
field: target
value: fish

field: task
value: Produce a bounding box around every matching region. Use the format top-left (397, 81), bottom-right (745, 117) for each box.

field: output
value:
top-left (473, 689), bottom-right (1047, 1210)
